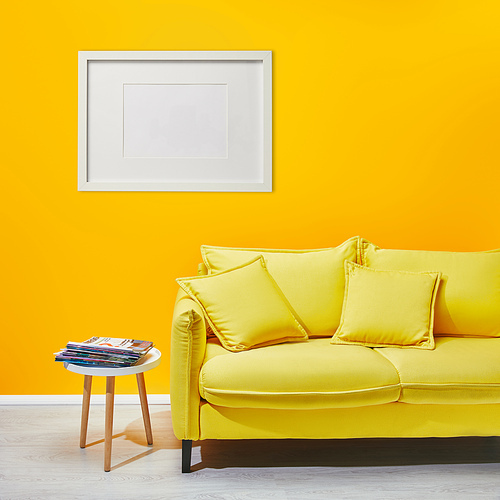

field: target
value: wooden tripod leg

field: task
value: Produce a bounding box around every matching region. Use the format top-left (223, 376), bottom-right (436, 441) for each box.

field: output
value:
top-left (104, 376), bottom-right (115, 472)
top-left (136, 373), bottom-right (153, 445)
top-left (80, 375), bottom-right (92, 448)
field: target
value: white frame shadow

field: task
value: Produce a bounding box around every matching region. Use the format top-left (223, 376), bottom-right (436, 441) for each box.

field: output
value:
top-left (78, 51), bottom-right (272, 192)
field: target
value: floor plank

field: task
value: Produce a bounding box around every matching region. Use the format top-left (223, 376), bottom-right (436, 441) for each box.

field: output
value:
top-left (1, 405), bottom-right (499, 499)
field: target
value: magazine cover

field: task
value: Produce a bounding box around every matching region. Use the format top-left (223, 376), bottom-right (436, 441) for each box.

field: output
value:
top-left (54, 337), bottom-right (154, 367)
top-left (67, 337), bottom-right (153, 354)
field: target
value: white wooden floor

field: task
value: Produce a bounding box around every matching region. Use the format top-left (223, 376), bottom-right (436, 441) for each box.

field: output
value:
top-left (1, 404), bottom-right (500, 499)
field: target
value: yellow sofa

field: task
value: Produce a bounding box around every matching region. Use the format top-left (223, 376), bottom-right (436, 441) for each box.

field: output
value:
top-left (170, 238), bottom-right (500, 472)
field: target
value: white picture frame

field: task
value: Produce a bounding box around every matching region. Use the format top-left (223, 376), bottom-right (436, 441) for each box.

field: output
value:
top-left (78, 51), bottom-right (272, 192)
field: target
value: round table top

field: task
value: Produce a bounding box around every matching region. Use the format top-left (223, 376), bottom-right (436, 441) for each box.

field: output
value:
top-left (63, 348), bottom-right (161, 377)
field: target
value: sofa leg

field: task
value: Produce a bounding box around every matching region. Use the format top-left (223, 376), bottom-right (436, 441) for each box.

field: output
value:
top-left (182, 440), bottom-right (192, 473)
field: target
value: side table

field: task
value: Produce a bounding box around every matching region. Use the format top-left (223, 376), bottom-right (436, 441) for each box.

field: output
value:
top-left (64, 348), bottom-right (161, 471)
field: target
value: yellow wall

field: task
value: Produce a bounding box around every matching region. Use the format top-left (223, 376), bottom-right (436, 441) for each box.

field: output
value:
top-left (1, 1), bottom-right (499, 396)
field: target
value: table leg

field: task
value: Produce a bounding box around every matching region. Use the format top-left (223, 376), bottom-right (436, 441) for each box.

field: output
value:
top-left (80, 375), bottom-right (92, 448)
top-left (104, 376), bottom-right (115, 472)
top-left (136, 373), bottom-right (153, 445)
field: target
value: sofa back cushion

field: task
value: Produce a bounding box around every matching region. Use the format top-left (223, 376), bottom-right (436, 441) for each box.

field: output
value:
top-left (360, 239), bottom-right (500, 337)
top-left (201, 236), bottom-right (359, 337)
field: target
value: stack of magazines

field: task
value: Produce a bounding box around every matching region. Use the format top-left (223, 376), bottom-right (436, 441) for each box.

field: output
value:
top-left (55, 337), bottom-right (154, 367)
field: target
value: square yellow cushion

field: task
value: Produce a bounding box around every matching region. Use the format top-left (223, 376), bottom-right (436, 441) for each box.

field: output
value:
top-left (331, 262), bottom-right (441, 349)
top-left (201, 237), bottom-right (359, 337)
top-left (176, 257), bottom-right (308, 352)
top-left (360, 239), bottom-right (500, 337)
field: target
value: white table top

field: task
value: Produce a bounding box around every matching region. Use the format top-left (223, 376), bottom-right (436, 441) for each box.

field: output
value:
top-left (63, 348), bottom-right (161, 377)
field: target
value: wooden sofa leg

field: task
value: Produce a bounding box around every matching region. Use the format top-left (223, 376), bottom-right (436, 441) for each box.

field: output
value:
top-left (182, 440), bottom-right (192, 473)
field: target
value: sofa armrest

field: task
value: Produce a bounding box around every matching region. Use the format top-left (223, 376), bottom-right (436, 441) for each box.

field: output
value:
top-left (170, 287), bottom-right (207, 441)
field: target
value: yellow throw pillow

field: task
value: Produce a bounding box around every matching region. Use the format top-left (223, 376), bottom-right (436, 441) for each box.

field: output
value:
top-left (331, 262), bottom-right (441, 349)
top-left (360, 239), bottom-right (500, 337)
top-left (176, 257), bottom-right (308, 352)
top-left (200, 237), bottom-right (359, 337)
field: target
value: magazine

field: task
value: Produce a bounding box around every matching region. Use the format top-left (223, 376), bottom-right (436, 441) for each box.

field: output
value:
top-left (54, 336), bottom-right (154, 368)
top-left (67, 337), bottom-right (153, 355)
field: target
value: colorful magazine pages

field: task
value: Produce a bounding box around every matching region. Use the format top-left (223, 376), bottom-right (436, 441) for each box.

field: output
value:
top-left (54, 336), bottom-right (154, 368)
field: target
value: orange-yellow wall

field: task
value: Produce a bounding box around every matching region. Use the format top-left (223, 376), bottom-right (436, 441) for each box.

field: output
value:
top-left (1, 1), bottom-right (499, 396)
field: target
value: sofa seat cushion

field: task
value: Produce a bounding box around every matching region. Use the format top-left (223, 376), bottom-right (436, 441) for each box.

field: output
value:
top-left (200, 338), bottom-right (401, 409)
top-left (375, 337), bottom-right (500, 404)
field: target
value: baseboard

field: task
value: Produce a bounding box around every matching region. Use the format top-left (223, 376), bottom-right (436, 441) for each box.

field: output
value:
top-left (0, 394), bottom-right (170, 405)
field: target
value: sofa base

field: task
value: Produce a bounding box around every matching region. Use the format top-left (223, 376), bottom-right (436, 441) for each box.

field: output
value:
top-left (198, 402), bottom-right (500, 440)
